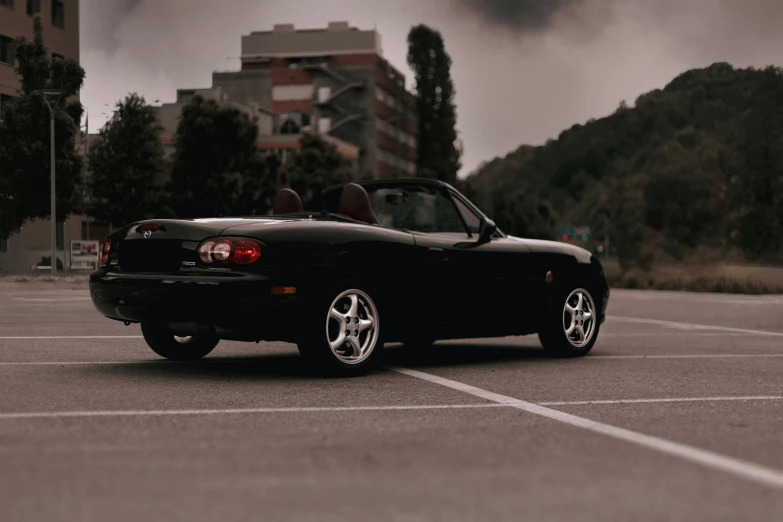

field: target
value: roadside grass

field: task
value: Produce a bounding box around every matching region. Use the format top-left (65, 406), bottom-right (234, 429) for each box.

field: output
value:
top-left (605, 263), bottom-right (783, 294)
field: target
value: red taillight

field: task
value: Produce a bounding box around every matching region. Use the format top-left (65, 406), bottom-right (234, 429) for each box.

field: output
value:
top-left (100, 240), bottom-right (111, 265)
top-left (232, 240), bottom-right (262, 265)
top-left (197, 238), bottom-right (262, 265)
top-left (141, 224), bottom-right (160, 231)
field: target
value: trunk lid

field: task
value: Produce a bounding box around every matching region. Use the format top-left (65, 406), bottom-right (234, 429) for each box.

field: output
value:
top-left (112, 217), bottom-right (302, 273)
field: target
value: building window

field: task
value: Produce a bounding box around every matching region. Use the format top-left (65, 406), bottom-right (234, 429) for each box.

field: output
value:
top-left (0, 238), bottom-right (7, 253)
top-left (279, 118), bottom-right (300, 135)
top-left (51, 0), bottom-right (64, 28)
top-left (0, 0), bottom-right (14, 10)
top-left (0, 36), bottom-right (15, 66)
top-left (26, 0), bottom-right (39, 15)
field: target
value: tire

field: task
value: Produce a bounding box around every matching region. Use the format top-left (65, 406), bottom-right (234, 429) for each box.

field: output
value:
top-left (297, 284), bottom-right (385, 377)
top-left (538, 284), bottom-right (601, 358)
top-left (141, 322), bottom-right (220, 361)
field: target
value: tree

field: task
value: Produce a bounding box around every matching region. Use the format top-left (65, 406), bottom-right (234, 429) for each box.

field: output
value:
top-left (407, 24), bottom-right (461, 185)
top-left (607, 176), bottom-right (648, 270)
top-left (488, 188), bottom-right (556, 240)
top-left (166, 96), bottom-right (273, 218)
top-left (87, 93), bottom-right (165, 228)
top-left (463, 62), bottom-right (783, 266)
top-left (730, 69), bottom-right (783, 261)
top-left (0, 15), bottom-right (85, 240)
top-left (281, 133), bottom-right (354, 209)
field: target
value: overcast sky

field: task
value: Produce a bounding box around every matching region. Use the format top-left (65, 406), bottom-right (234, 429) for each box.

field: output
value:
top-left (79, 0), bottom-right (783, 177)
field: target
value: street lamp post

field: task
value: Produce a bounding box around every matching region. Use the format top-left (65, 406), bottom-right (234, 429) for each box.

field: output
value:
top-left (42, 90), bottom-right (62, 276)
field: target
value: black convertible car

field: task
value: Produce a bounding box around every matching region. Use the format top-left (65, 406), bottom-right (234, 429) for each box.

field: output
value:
top-left (90, 178), bottom-right (609, 375)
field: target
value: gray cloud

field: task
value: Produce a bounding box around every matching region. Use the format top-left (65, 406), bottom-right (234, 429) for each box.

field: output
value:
top-left (451, 0), bottom-right (618, 40)
top-left (452, 0), bottom-right (580, 32)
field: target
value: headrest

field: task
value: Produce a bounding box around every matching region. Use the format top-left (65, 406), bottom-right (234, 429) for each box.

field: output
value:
top-left (272, 188), bottom-right (304, 214)
top-left (338, 183), bottom-right (379, 225)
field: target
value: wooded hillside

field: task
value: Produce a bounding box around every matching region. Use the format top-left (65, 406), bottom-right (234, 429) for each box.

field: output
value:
top-left (463, 62), bottom-right (783, 268)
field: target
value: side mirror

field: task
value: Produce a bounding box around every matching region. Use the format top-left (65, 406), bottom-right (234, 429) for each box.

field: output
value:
top-left (478, 217), bottom-right (497, 243)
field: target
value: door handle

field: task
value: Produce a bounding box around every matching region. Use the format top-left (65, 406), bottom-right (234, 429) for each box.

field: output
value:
top-left (428, 247), bottom-right (449, 261)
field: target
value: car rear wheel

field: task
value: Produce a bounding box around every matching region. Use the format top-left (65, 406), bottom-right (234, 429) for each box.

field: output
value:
top-left (141, 322), bottom-right (220, 361)
top-left (538, 285), bottom-right (600, 357)
top-left (297, 286), bottom-right (384, 377)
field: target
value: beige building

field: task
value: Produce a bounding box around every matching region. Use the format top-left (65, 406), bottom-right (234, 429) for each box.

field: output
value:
top-left (212, 21), bottom-right (417, 178)
top-left (0, 0), bottom-right (82, 275)
top-left (152, 85), bottom-right (360, 168)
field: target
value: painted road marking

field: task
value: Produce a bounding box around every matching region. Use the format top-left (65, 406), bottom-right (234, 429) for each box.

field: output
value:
top-left (0, 361), bottom-right (158, 365)
top-left (541, 396), bottom-right (783, 406)
top-left (611, 293), bottom-right (783, 306)
top-left (0, 336), bottom-right (142, 340)
top-left (0, 331), bottom-right (763, 341)
top-left (0, 353), bottom-right (781, 366)
top-left (387, 366), bottom-right (783, 490)
top-left (613, 317), bottom-right (783, 337)
top-left (590, 354), bottom-right (783, 360)
top-left (13, 297), bottom-right (92, 302)
top-left (2, 395), bottom-right (779, 420)
top-left (0, 403), bottom-right (506, 420)
top-left (599, 332), bottom-right (750, 337)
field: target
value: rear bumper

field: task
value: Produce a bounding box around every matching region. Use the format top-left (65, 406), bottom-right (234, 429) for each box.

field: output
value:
top-left (89, 269), bottom-right (297, 339)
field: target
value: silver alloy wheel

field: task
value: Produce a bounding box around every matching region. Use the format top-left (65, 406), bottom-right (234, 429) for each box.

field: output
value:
top-left (325, 289), bottom-right (379, 365)
top-left (174, 336), bottom-right (193, 343)
top-left (563, 288), bottom-right (596, 348)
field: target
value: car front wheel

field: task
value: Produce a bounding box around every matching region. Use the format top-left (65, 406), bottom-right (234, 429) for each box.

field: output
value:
top-left (297, 286), bottom-right (384, 376)
top-left (538, 285), bottom-right (600, 357)
top-left (140, 322), bottom-right (220, 361)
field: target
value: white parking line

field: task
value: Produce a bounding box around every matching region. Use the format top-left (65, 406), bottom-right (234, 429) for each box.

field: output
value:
top-left (613, 317), bottom-right (783, 337)
top-left (387, 366), bottom-right (783, 490)
top-left (0, 361), bottom-right (153, 365)
top-left (1, 353), bottom-right (782, 366)
top-left (590, 354), bottom-right (783, 360)
top-left (0, 403), bottom-right (506, 420)
top-left (611, 293), bottom-right (783, 306)
top-left (13, 297), bottom-right (92, 302)
top-left (0, 336), bottom-right (142, 340)
top-left (599, 332), bottom-right (750, 337)
top-left (541, 396), bottom-right (783, 406)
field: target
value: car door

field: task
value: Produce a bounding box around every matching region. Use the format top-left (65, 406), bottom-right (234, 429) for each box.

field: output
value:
top-left (445, 190), bottom-right (538, 335)
top-left (361, 183), bottom-right (467, 331)
top-left (381, 185), bottom-right (482, 330)
top-left (410, 230), bottom-right (481, 329)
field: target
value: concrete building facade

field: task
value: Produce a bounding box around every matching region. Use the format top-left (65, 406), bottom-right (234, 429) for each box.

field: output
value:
top-left (0, 0), bottom-right (82, 275)
top-left (151, 85), bottom-right (361, 172)
top-left (213, 21), bottom-right (418, 179)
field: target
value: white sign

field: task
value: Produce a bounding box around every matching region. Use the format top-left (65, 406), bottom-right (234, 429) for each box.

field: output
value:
top-left (70, 240), bottom-right (100, 267)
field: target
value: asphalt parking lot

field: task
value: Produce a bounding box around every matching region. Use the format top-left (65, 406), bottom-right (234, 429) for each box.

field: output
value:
top-left (1, 284), bottom-right (782, 521)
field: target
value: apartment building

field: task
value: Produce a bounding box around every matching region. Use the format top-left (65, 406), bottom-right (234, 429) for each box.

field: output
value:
top-left (152, 85), bottom-right (360, 168)
top-left (0, 0), bottom-right (81, 274)
top-left (212, 21), bottom-right (418, 178)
